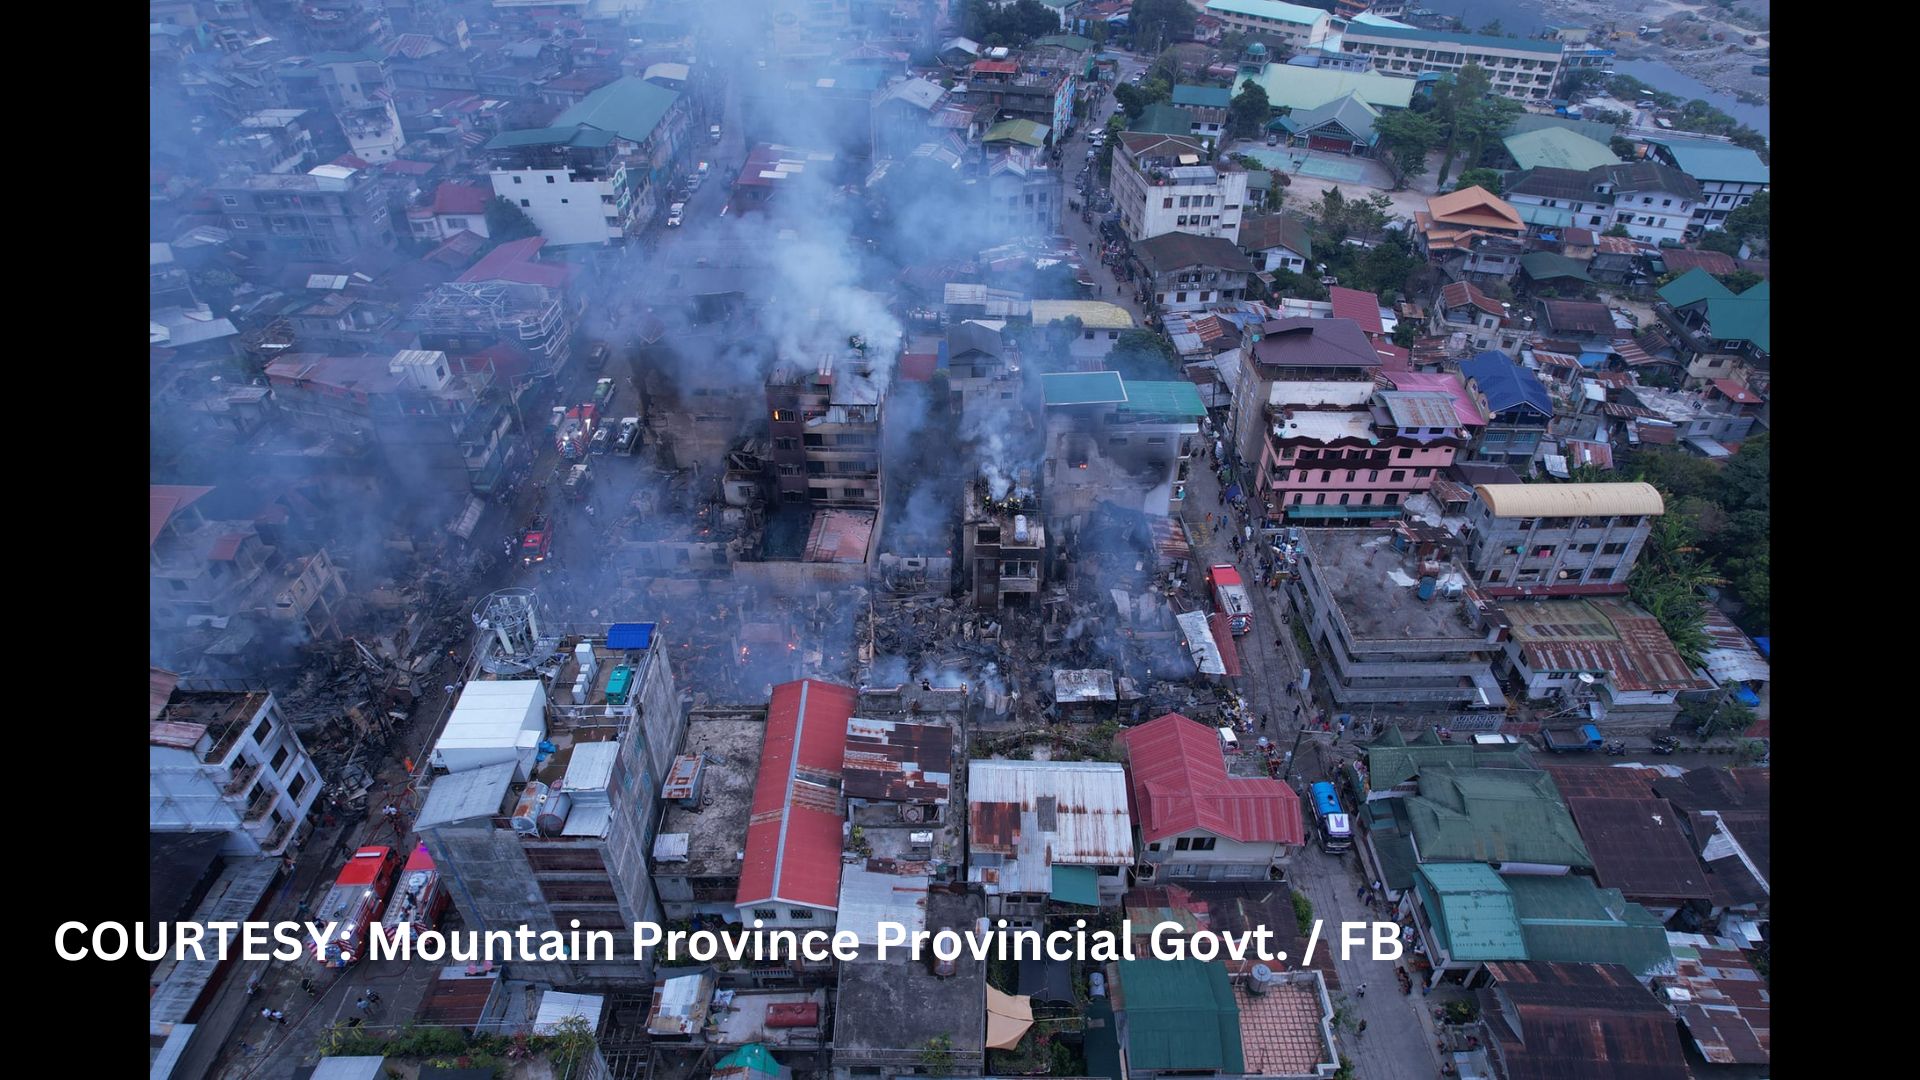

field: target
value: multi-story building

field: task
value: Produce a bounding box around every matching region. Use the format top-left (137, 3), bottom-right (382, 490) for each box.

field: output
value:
top-left (1230, 316), bottom-right (1384, 524)
top-left (1202, 0), bottom-right (1334, 52)
top-left (211, 164), bottom-right (396, 262)
top-left (416, 625), bottom-right (681, 983)
top-left (1112, 133), bottom-right (1248, 245)
top-left (1430, 280), bottom-right (1532, 354)
top-left (150, 675), bottom-right (324, 858)
top-left (212, 110), bottom-right (320, 177)
top-left (964, 478), bottom-right (1046, 609)
top-left (265, 350), bottom-right (521, 496)
top-left (1262, 383), bottom-right (1470, 523)
top-left (967, 760), bottom-right (1134, 921)
top-left (413, 238), bottom-right (581, 383)
top-left (406, 181), bottom-right (493, 242)
top-left (1455, 351), bottom-right (1554, 471)
top-left (768, 0), bottom-right (855, 62)
top-left (150, 485), bottom-right (349, 655)
top-left (1593, 162), bottom-right (1702, 247)
top-left (1120, 713), bottom-right (1304, 881)
top-left (1646, 137), bottom-right (1769, 234)
top-left (766, 349), bottom-right (886, 511)
top-left (1133, 232), bottom-right (1257, 313)
top-left (486, 76), bottom-right (688, 245)
top-left (1463, 483), bottom-right (1664, 598)
top-left (946, 320), bottom-right (1018, 418)
top-left (1041, 372), bottom-right (1207, 528)
top-left (1337, 23), bottom-right (1563, 101)
top-left (1652, 269), bottom-right (1770, 391)
top-left (979, 138), bottom-right (1063, 241)
top-left (1504, 166), bottom-right (1617, 237)
top-left (1293, 525), bottom-right (1511, 710)
top-left (968, 64), bottom-right (1076, 145)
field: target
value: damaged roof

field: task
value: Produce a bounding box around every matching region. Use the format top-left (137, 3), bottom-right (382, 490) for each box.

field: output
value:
top-left (737, 679), bottom-right (856, 911)
top-left (1481, 961), bottom-right (1691, 1080)
top-left (1664, 937), bottom-right (1771, 1066)
top-left (968, 761), bottom-right (1133, 894)
top-left (1120, 713), bottom-right (1304, 845)
top-left (841, 716), bottom-right (953, 803)
top-left (1560, 797), bottom-right (1712, 902)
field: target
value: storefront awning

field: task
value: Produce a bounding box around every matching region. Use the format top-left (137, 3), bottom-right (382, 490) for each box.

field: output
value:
top-left (1050, 864), bottom-right (1100, 906)
top-left (1285, 504), bottom-right (1402, 519)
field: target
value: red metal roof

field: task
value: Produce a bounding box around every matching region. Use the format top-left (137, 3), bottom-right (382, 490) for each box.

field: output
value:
top-left (1439, 281), bottom-right (1504, 318)
top-left (736, 679), bottom-right (857, 910)
top-left (1709, 378), bottom-right (1761, 405)
top-left (1208, 613), bottom-right (1243, 678)
top-left (150, 485), bottom-right (215, 547)
top-left (1119, 714), bottom-right (1304, 845)
top-left (899, 352), bottom-right (938, 382)
top-left (458, 237), bottom-right (573, 289)
top-left (1328, 286), bottom-right (1384, 336)
top-left (971, 60), bottom-right (1018, 74)
top-left (207, 531), bottom-right (249, 562)
top-left (431, 182), bottom-right (493, 216)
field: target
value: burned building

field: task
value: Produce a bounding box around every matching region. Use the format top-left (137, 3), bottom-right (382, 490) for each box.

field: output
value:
top-left (766, 349), bottom-right (886, 511)
top-left (415, 623), bottom-right (682, 983)
top-left (149, 672), bottom-right (323, 858)
top-left (967, 760), bottom-right (1134, 921)
top-left (842, 716), bottom-right (955, 828)
top-left (1041, 372), bottom-right (1207, 531)
top-left (963, 477), bottom-right (1046, 610)
top-left (651, 710), bottom-right (767, 922)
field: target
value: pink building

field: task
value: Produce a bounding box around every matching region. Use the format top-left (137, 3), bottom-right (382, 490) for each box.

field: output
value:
top-left (1263, 391), bottom-right (1466, 519)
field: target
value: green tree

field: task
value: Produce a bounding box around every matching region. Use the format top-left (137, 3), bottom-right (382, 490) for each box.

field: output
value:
top-left (1429, 64), bottom-right (1498, 187)
top-left (1128, 0), bottom-right (1196, 54)
top-left (1392, 319), bottom-right (1418, 348)
top-left (1716, 269), bottom-right (1764, 293)
top-left (1372, 108), bottom-right (1440, 189)
top-left (1227, 79), bottom-right (1271, 140)
top-left (1107, 330), bottom-right (1181, 380)
top-left (1455, 166), bottom-right (1504, 195)
top-left (486, 196), bottom-right (541, 242)
top-left (1609, 135), bottom-right (1639, 161)
top-left (921, 1035), bottom-right (957, 1073)
top-left (1477, 19), bottom-right (1506, 36)
top-left (1604, 223), bottom-right (1632, 237)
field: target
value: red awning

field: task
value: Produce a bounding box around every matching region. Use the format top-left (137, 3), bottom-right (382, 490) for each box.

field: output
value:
top-left (1208, 612), bottom-right (1243, 678)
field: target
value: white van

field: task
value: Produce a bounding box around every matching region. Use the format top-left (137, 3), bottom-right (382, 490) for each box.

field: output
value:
top-left (1472, 733), bottom-right (1523, 746)
top-left (1219, 727), bottom-right (1241, 754)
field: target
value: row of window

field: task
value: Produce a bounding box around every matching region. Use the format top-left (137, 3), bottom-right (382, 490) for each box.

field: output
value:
top-left (750, 907), bottom-right (817, 920)
top-left (1290, 491), bottom-right (1400, 507)
top-left (1503, 516), bottom-right (1643, 529)
top-left (1146, 836), bottom-right (1218, 852)
top-left (1503, 541), bottom-right (1629, 557)
top-left (1286, 447), bottom-right (1424, 462)
top-left (1485, 565), bottom-right (1616, 583)
top-left (1281, 467), bottom-right (1434, 484)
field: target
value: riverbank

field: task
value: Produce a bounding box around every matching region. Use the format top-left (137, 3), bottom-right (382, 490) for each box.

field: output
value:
top-left (1539, 0), bottom-right (1772, 107)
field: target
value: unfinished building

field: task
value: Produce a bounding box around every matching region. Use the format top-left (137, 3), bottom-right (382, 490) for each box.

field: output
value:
top-left (1293, 526), bottom-right (1512, 713)
top-left (651, 709), bottom-right (767, 922)
top-left (415, 622), bottom-right (683, 983)
top-left (963, 477), bottom-right (1046, 609)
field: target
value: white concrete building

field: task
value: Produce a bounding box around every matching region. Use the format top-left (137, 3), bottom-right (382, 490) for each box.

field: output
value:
top-left (1647, 138), bottom-right (1769, 233)
top-left (149, 674), bottom-right (322, 858)
top-left (1593, 162), bottom-right (1702, 247)
top-left (1111, 133), bottom-right (1249, 246)
top-left (1203, 0), bottom-right (1334, 51)
top-left (1337, 23), bottom-right (1563, 101)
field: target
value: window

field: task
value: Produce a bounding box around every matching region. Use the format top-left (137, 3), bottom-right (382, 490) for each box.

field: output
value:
top-left (221, 195), bottom-right (239, 207)
top-left (252, 714), bottom-right (273, 746)
top-left (789, 908), bottom-right (815, 919)
top-left (1616, 516), bottom-right (1641, 527)
top-left (231, 218), bottom-right (249, 229)
top-left (1390, 470), bottom-right (1406, 482)
top-left (773, 437), bottom-right (798, 451)
top-left (771, 408), bottom-right (795, 422)
top-left (560, 198), bottom-right (568, 204)
top-left (1175, 837), bottom-right (1192, 851)
top-left (1591, 565), bottom-right (1617, 578)
top-left (1191, 837), bottom-right (1217, 851)
top-left (1176, 292), bottom-right (1187, 302)
top-left (1662, 198), bottom-right (1672, 207)
top-left (1602, 542), bottom-right (1627, 555)
top-left (1108, 331), bottom-right (1119, 340)
top-left (1345, 470), bottom-right (1357, 483)
top-left (1384, 493), bottom-right (1399, 505)
top-left (1361, 493), bottom-right (1372, 505)
top-left (1414, 467), bottom-right (1432, 478)
top-left (1148, 842), bottom-right (1161, 852)
top-left (1339, 493), bottom-right (1351, 505)
top-left (1577, 543), bottom-right (1598, 553)
top-left (1315, 493), bottom-right (1327, 505)
top-left (270, 746), bottom-right (290, 773)
top-left (512, 176), bottom-right (523, 184)
top-left (753, 908), bottom-right (778, 921)
top-left (1179, 195), bottom-right (1191, 208)
top-left (1396, 448), bottom-right (1412, 459)
top-left (546, 175), bottom-right (556, 184)
top-left (1367, 470), bottom-right (1379, 482)
top-left (520, 199), bottom-right (530, 207)
top-left (289, 773), bottom-right (308, 800)
top-left (1320, 470), bottom-right (1332, 483)
top-left (1163, 197), bottom-right (1174, 209)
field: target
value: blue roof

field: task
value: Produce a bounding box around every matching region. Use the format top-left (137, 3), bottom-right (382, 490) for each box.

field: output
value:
top-left (1651, 138), bottom-right (1771, 185)
top-left (1459, 351), bottom-right (1552, 416)
top-left (607, 622), bottom-right (657, 650)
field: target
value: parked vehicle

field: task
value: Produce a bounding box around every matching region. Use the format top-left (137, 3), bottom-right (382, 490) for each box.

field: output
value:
top-left (308, 847), bottom-right (402, 967)
top-left (1650, 735), bottom-right (1680, 755)
top-left (589, 425), bottom-right (612, 456)
top-left (375, 844), bottom-right (450, 949)
top-left (1543, 724), bottom-right (1605, 753)
top-left (1310, 781), bottom-right (1353, 854)
top-left (592, 377), bottom-right (616, 412)
top-left (614, 416), bottom-right (641, 455)
top-left (709, 124), bottom-right (722, 141)
top-left (668, 202), bottom-right (685, 227)
top-left (584, 341), bottom-right (611, 372)
top-left (1208, 564), bottom-right (1253, 635)
top-left (518, 514), bottom-right (554, 566)
top-left (563, 461), bottom-right (592, 501)
top-left (555, 404), bottom-right (598, 459)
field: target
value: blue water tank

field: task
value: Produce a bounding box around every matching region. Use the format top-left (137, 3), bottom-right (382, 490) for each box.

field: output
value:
top-left (1417, 576), bottom-right (1437, 601)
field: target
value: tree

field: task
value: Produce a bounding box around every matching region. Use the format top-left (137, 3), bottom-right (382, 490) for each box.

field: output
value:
top-left (1603, 223), bottom-right (1632, 237)
top-left (1608, 135), bottom-right (1639, 161)
top-left (1107, 330), bottom-right (1181, 380)
top-left (1128, 0), bottom-right (1196, 54)
top-left (1716, 269), bottom-right (1764, 293)
top-left (1719, 191), bottom-right (1770, 248)
top-left (1453, 90), bottom-right (1522, 177)
top-left (1477, 19), bottom-right (1506, 36)
top-left (1372, 108), bottom-right (1440, 189)
top-left (1392, 319), bottom-right (1418, 348)
top-left (486, 196), bottom-right (540, 242)
top-left (1430, 63), bottom-right (1498, 188)
top-left (1455, 167), bottom-right (1504, 195)
top-left (1227, 79), bottom-right (1271, 140)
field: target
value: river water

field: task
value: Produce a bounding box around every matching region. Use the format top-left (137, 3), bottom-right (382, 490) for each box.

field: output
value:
top-left (1401, 0), bottom-right (1771, 135)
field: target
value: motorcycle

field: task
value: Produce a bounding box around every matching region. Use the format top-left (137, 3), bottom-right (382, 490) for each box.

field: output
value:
top-left (1603, 740), bottom-right (1628, 756)
top-left (1650, 736), bottom-right (1680, 755)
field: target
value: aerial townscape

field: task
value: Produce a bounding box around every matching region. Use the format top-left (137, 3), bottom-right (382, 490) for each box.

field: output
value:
top-left (148, 1), bottom-right (1769, 1079)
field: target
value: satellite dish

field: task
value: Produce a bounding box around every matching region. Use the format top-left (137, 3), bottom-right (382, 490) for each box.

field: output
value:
top-left (1577, 673), bottom-right (1597, 685)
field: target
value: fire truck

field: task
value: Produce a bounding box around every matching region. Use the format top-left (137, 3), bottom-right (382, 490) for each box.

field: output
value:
top-left (1208, 564), bottom-right (1253, 635)
top-left (309, 846), bottom-right (402, 968)
top-left (518, 514), bottom-right (554, 566)
top-left (376, 844), bottom-right (450, 949)
top-left (555, 404), bottom-right (599, 460)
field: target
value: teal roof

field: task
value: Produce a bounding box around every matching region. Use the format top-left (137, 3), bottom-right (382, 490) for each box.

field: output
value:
top-left (485, 125), bottom-right (618, 151)
top-left (983, 118), bottom-right (1051, 147)
top-left (1360, 798), bottom-right (1420, 891)
top-left (1362, 743), bottom-right (1531, 792)
top-left (1505, 874), bottom-right (1676, 977)
top-left (1084, 998), bottom-right (1123, 1080)
top-left (1130, 102), bottom-right (1197, 136)
top-left (1042, 370), bottom-right (1128, 406)
top-left (554, 76), bottom-right (681, 144)
top-left (1519, 252), bottom-right (1594, 282)
top-left (1033, 33), bottom-right (1094, 51)
top-left (1704, 289), bottom-right (1770, 352)
top-left (1115, 380), bottom-right (1205, 419)
top-left (1657, 267), bottom-right (1733, 308)
top-left (1503, 127), bottom-right (1618, 172)
top-left (1414, 863), bottom-right (1526, 961)
top-left (1342, 22), bottom-right (1562, 56)
top-left (1651, 137), bottom-right (1771, 184)
top-left (1254, 63), bottom-right (1415, 112)
top-left (1050, 864), bottom-right (1100, 906)
top-left (1403, 766), bottom-right (1593, 869)
top-left (1507, 112), bottom-right (1620, 146)
top-left (1278, 92), bottom-right (1380, 144)
top-left (713, 1044), bottom-right (783, 1079)
top-left (1205, 0), bottom-right (1329, 26)
top-left (1172, 84), bottom-right (1233, 109)
top-left (1115, 959), bottom-right (1244, 1074)
top-left (1516, 203), bottom-right (1575, 228)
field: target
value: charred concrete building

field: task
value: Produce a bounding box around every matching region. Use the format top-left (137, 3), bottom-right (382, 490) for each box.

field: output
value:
top-left (651, 709), bottom-right (767, 921)
top-left (149, 673), bottom-right (323, 858)
top-left (963, 477), bottom-right (1046, 610)
top-left (1040, 372), bottom-right (1207, 531)
top-left (765, 350), bottom-right (886, 511)
top-left (415, 623), bottom-right (683, 983)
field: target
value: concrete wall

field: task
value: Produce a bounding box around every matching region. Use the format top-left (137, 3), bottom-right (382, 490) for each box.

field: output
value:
top-left (1142, 831), bottom-right (1289, 879)
top-left (490, 168), bottom-right (621, 246)
top-left (1466, 505), bottom-right (1653, 592)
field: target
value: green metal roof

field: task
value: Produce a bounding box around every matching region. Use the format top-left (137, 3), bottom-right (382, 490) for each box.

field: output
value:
top-left (1650, 137), bottom-right (1771, 185)
top-left (554, 76), bottom-right (681, 144)
top-left (485, 126), bottom-right (618, 151)
top-left (1277, 92), bottom-right (1380, 144)
top-left (1342, 22), bottom-right (1562, 56)
top-left (1507, 112), bottom-right (1621, 146)
top-left (1172, 84), bottom-right (1233, 109)
top-left (1042, 370), bottom-right (1128, 406)
top-left (1115, 959), bottom-right (1245, 1074)
top-left (1519, 252), bottom-right (1594, 282)
top-left (1254, 63), bottom-right (1415, 112)
top-left (1414, 863), bottom-right (1526, 961)
top-left (1129, 102), bottom-right (1196, 137)
top-left (1115, 380), bottom-right (1205, 418)
top-left (1360, 799), bottom-right (1420, 891)
top-left (1516, 203), bottom-right (1575, 228)
top-left (1033, 32), bottom-right (1094, 51)
top-left (983, 118), bottom-right (1051, 147)
top-left (1506, 874), bottom-right (1676, 977)
top-left (1657, 267), bottom-right (1733, 308)
top-left (1084, 998), bottom-right (1123, 1080)
top-left (1503, 127), bottom-right (1619, 172)
top-left (1050, 865), bottom-right (1100, 906)
top-left (1362, 744), bottom-right (1531, 792)
top-left (1705, 288), bottom-right (1769, 352)
top-left (1404, 766), bottom-right (1593, 869)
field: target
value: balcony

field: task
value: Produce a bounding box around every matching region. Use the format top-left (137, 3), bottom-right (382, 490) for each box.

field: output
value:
top-left (242, 787), bottom-right (278, 822)
top-left (223, 758), bottom-right (263, 797)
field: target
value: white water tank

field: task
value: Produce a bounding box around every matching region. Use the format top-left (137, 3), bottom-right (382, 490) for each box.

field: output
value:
top-left (1014, 515), bottom-right (1030, 542)
top-left (1248, 964), bottom-right (1277, 995)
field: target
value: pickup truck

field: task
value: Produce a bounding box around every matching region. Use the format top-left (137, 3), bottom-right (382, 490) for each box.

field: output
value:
top-left (1542, 724), bottom-right (1605, 753)
top-left (613, 416), bottom-right (641, 455)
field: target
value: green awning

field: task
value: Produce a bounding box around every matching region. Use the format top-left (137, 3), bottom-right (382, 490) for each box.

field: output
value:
top-left (1286, 504), bottom-right (1403, 519)
top-left (1050, 865), bottom-right (1100, 906)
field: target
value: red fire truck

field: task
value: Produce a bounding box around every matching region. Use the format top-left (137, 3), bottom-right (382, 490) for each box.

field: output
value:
top-left (376, 844), bottom-right (450, 949)
top-left (1208, 564), bottom-right (1253, 636)
top-left (309, 846), bottom-right (402, 968)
